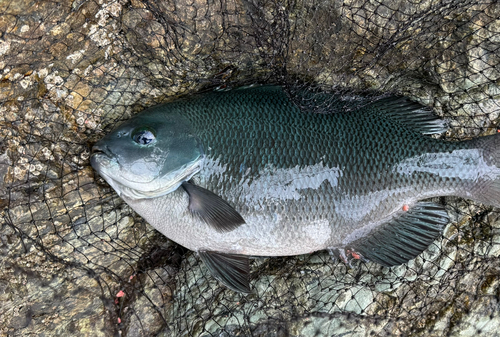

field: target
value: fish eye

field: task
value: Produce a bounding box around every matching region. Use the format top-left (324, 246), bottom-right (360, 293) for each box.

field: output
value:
top-left (131, 127), bottom-right (156, 145)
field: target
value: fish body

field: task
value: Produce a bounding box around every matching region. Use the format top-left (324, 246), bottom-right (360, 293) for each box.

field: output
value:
top-left (91, 86), bottom-right (500, 292)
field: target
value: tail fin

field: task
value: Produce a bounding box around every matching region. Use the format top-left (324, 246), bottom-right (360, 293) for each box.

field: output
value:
top-left (470, 133), bottom-right (500, 208)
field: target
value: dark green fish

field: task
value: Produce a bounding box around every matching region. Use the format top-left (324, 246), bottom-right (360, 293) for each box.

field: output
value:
top-left (90, 85), bottom-right (500, 293)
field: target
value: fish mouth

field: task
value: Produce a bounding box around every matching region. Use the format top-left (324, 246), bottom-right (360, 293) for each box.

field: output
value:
top-left (90, 143), bottom-right (160, 189)
top-left (90, 143), bottom-right (118, 164)
top-left (91, 144), bottom-right (113, 158)
top-left (90, 144), bottom-right (117, 179)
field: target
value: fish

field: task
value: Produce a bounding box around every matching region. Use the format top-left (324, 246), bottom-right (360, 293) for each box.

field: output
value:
top-left (90, 85), bottom-right (500, 293)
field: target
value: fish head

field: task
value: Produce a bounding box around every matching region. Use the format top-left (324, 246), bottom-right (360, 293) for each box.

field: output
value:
top-left (90, 108), bottom-right (203, 199)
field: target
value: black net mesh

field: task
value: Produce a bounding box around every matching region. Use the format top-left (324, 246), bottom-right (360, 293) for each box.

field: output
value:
top-left (1, 0), bottom-right (500, 336)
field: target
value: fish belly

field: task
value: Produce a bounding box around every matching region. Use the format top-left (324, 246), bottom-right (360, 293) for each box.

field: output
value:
top-left (123, 146), bottom-right (484, 256)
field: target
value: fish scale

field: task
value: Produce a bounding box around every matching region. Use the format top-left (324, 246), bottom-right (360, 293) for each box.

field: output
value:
top-left (174, 87), bottom-right (490, 242)
top-left (91, 85), bottom-right (500, 292)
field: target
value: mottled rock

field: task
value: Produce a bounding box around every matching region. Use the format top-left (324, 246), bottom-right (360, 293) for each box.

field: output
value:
top-left (0, 0), bottom-right (500, 336)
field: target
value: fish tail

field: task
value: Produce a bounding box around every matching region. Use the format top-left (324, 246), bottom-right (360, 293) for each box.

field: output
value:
top-left (470, 133), bottom-right (500, 208)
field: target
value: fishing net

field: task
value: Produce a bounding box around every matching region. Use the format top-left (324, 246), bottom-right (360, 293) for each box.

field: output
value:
top-left (1, 0), bottom-right (500, 335)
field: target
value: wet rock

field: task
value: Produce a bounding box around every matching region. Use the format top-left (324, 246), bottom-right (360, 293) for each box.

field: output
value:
top-left (0, 0), bottom-right (500, 336)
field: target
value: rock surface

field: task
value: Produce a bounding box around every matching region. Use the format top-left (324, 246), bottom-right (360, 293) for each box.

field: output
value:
top-left (0, 0), bottom-right (499, 336)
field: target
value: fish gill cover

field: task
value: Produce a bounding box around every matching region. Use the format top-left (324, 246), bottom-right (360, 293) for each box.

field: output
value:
top-left (0, 0), bottom-right (499, 336)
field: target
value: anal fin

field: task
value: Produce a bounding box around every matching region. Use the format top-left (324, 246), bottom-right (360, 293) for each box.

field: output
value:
top-left (348, 202), bottom-right (449, 267)
top-left (199, 251), bottom-right (251, 293)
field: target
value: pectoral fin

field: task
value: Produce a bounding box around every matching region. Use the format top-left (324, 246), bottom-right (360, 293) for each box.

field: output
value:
top-left (347, 202), bottom-right (449, 267)
top-left (199, 251), bottom-right (251, 293)
top-left (182, 181), bottom-right (245, 232)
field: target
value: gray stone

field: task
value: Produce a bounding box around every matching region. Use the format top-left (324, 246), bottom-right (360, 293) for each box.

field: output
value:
top-left (1, 0), bottom-right (500, 336)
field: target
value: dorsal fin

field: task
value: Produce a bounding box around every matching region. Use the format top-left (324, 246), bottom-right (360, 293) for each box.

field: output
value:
top-left (285, 85), bottom-right (368, 115)
top-left (367, 97), bottom-right (447, 135)
top-left (285, 86), bottom-right (447, 135)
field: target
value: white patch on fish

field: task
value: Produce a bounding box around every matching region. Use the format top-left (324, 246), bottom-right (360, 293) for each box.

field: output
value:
top-left (393, 148), bottom-right (497, 180)
top-left (241, 162), bottom-right (342, 204)
top-left (302, 220), bottom-right (332, 247)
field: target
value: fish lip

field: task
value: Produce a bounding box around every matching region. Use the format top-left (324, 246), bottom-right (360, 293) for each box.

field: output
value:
top-left (89, 145), bottom-right (159, 185)
top-left (91, 144), bottom-right (112, 157)
top-left (90, 144), bottom-right (115, 174)
top-left (90, 152), bottom-right (107, 174)
top-left (90, 145), bottom-right (114, 171)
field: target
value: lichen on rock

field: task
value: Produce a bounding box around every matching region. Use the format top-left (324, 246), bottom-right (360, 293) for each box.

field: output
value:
top-left (0, 0), bottom-right (499, 336)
